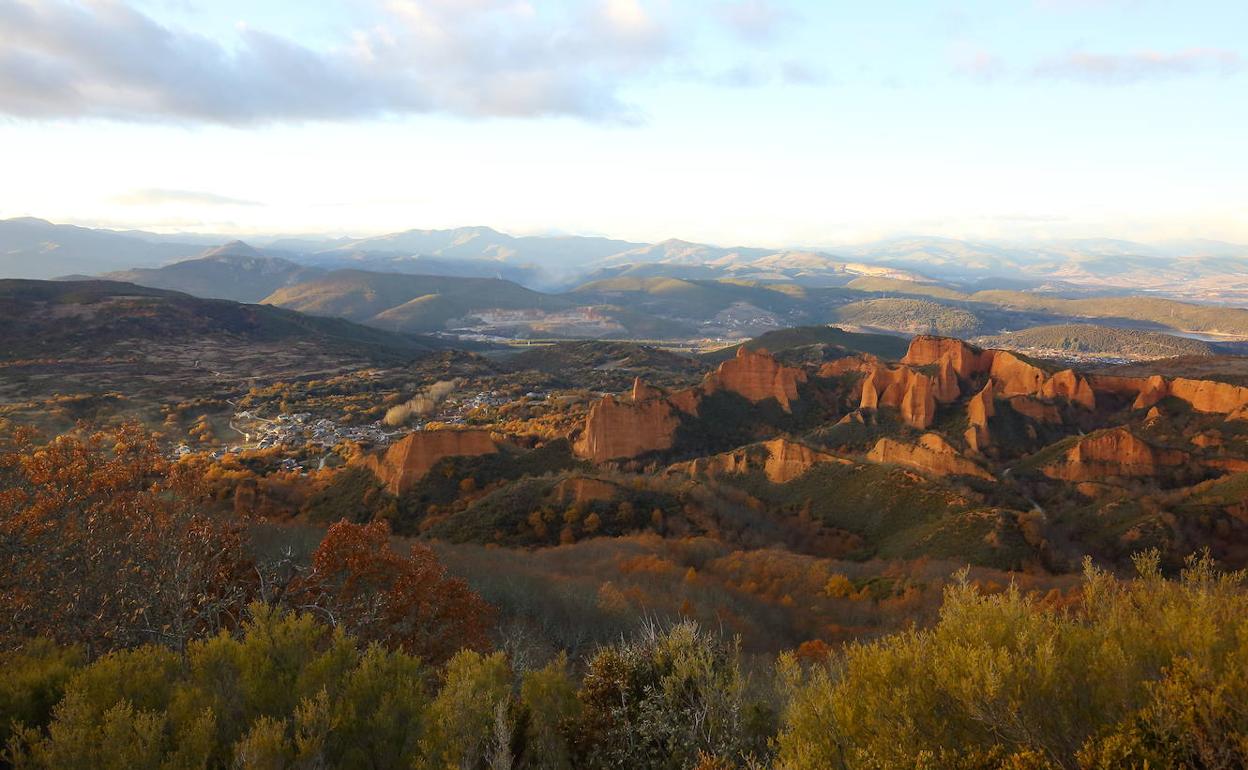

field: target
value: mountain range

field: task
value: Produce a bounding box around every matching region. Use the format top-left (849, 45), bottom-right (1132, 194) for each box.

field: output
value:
top-left (6, 216), bottom-right (1248, 304)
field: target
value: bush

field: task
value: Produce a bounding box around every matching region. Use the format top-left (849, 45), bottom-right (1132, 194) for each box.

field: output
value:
top-left (775, 551), bottom-right (1248, 769)
top-left (571, 620), bottom-right (770, 769)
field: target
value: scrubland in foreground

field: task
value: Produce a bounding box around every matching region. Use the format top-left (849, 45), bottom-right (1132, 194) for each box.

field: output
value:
top-left (4, 421), bottom-right (1248, 769)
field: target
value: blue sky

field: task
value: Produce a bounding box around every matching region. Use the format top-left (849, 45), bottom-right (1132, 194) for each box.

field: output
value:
top-left (0, 0), bottom-right (1244, 246)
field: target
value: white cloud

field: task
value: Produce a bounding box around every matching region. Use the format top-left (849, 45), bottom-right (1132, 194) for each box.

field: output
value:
top-left (0, 0), bottom-right (680, 124)
top-left (1034, 48), bottom-right (1241, 83)
top-left (714, 0), bottom-right (790, 44)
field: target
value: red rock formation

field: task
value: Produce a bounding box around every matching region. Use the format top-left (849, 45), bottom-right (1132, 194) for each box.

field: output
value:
top-left (867, 433), bottom-right (994, 480)
top-left (965, 381), bottom-right (996, 452)
top-left (1089, 374), bottom-right (1248, 418)
top-left (554, 477), bottom-right (620, 505)
top-left (858, 365), bottom-right (939, 429)
top-left (1039, 369), bottom-right (1096, 410)
top-left (574, 383), bottom-right (681, 462)
top-left (817, 355), bottom-right (878, 378)
top-left (705, 347), bottom-right (807, 412)
top-left (760, 438), bottom-right (853, 482)
top-left (989, 351), bottom-right (1048, 397)
top-left (362, 429), bottom-right (499, 495)
top-left (902, 336), bottom-right (991, 380)
top-left (1170, 378), bottom-right (1248, 416)
top-left (1042, 428), bottom-right (1188, 482)
top-left (1008, 396), bottom-right (1063, 424)
top-left (672, 438), bottom-right (851, 483)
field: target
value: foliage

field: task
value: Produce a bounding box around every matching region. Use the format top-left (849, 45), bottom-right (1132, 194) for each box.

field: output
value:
top-left (293, 520), bottom-right (494, 665)
top-left (5, 606), bottom-right (431, 770)
top-left (775, 551), bottom-right (1248, 770)
top-left (0, 423), bottom-right (253, 655)
top-left (570, 620), bottom-right (770, 769)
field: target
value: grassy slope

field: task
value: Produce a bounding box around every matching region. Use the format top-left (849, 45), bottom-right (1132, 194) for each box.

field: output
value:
top-left (701, 325), bottom-right (910, 364)
top-left (0, 279), bottom-right (446, 362)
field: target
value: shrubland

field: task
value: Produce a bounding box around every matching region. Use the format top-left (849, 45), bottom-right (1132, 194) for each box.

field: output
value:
top-left (6, 422), bottom-right (1248, 768)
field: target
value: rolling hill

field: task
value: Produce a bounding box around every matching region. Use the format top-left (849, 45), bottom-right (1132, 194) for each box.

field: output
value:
top-left (0, 279), bottom-right (447, 363)
top-left (973, 324), bottom-right (1217, 360)
top-left (96, 241), bottom-right (325, 303)
top-left (701, 325), bottom-right (910, 363)
top-left (262, 270), bottom-right (575, 332)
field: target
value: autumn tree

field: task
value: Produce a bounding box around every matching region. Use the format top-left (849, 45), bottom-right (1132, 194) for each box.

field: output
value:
top-left (0, 422), bottom-right (253, 656)
top-left (293, 520), bottom-right (494, 664)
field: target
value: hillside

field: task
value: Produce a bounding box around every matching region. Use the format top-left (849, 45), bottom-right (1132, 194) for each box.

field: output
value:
top-left (974, 324), bottom-right (1216, 360)
top-left (701, 325), bottom-right (910, 364)
top-left (500, 341), bottom-right (708, 390)
top-left (0, 280), bottom-right (451, 403)
top-left (845, 277), bottom-right (1248, 337)
top-left (832, 298), bottom-right (985, 336)
top-left (98, 241), bottom-right (324, 302)
top-left (263, 270), bottom-right (574, 332)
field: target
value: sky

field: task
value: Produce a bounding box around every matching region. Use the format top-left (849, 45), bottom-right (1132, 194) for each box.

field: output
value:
top-left (0, 0), bottom-right (1245, 247)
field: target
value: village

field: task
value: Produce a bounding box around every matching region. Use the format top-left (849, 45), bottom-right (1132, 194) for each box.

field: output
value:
top-left (171, 389), bottom-right (530, 471)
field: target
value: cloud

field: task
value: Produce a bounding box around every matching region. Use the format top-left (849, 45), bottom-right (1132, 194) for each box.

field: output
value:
top-left (952, 49), bottom-right (1006, 82)
top-left (0, 0), bottom-right (683, 124)
top-left (113, 189), bottom-right (261, 207)
top-left (1034, 48), bottom-right (1241, 84)
top-left (714, 0), bottom-right (791, 44)
top-left (709, 59), bottom-right (825, 88)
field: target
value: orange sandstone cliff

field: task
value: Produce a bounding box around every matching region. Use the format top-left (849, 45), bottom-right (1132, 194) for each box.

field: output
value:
top-left (705, 347), bottom-right (807, 412)
top-left (575, 378), bottom-right (682, 462)
top-left (672, 438), bottom-right (852, 484)
top-left (362, 429), bottom-right (499, 495)
top-left (868, 433), bottom-right (994, 480)
top-left (1042, 427), bottom-right (1188, 482)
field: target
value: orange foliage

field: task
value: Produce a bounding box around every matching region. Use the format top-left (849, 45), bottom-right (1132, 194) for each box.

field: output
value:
top-left (294, 520), bottom-right (493, 664)
top-left (0, 422), bottom-right (252, 655)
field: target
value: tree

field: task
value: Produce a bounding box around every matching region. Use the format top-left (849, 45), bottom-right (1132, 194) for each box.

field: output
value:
top-left (293, 520), bottom-right (494, 664)
top-left (0, 423), bottom-right (253, 656)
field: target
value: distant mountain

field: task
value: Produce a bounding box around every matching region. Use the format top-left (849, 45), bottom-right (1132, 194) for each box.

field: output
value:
top-left (0, 217), bottom-right (204, 279)
top-left (263, 270), bottom-right (575, 333)
top-left (838, 236), bottom-right (1248, 303)
top-left (7, 217), bottom-right (1248, 307)
top-left (304, 226), bottom-right (643, 281)
top-left (97, 241), bottom-right (325, 302)
top-left (0, 279), bottom-right (449, 363)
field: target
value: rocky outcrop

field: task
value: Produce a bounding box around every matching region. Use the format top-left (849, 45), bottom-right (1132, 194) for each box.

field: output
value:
top-left (672, 438), bottom-right (851, 484)
top-left (362, 429), bottom-right (499, 495)
top-left (1042, 428), bottom-right (1188, 482)
top-left (988, 351), bottom-right (1049, 397)
top-left (1007, 396), bottom-right (1062, 424)
top-left (760, 438), bottom-right (853, 482)
top-left (554, 477), bottom-right (620, 505)
top-left (859, 366), bottom-right (940, 429)
top-left (1090, 374), bottom-right (1248, 419)
top-left (817, 355), bottom-right (878, 378)
top-left (1170, 378), bottom-right (1248, 417)
top-left (902, 336), bottom-right (1096, 410)
top-left (705, 347), bottom-right (807, 412)
top-left (575, 379), bottom-right (681, 462)
top-left (902, 336), bottom-right (992, 380)
top-left (867, 433), bottom-right (994, 480)
top-left (965, 381), bottom-right (995, 452)
top-left (1039, 369), bottom-right (1096, 409)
